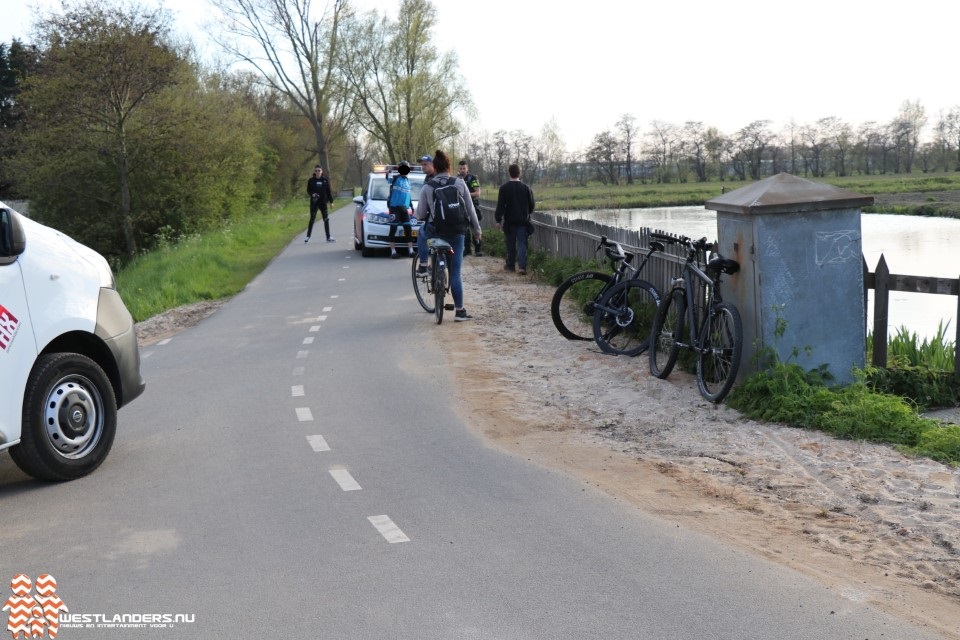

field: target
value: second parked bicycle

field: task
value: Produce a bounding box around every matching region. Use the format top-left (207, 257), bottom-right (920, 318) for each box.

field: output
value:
top-left (648, 233), bottom-right (743, 403)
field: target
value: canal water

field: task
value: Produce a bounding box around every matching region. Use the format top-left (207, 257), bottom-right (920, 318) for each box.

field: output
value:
top-left (556, 206), bottom-right (960, 342)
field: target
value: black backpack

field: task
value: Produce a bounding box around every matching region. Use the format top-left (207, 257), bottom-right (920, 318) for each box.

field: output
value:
top-left (428, 176), bottom-right (467, 235)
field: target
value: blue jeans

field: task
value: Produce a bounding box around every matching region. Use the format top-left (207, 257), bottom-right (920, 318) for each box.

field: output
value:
top-left (504, 223), bottom-right (528, 270)
top-left (445, 234), bottom-right (466, 308)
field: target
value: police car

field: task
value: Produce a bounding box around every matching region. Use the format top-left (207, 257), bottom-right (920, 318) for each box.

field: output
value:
top-left (0, 202), bottom-right (145, 481)
top-left (353, 163), bottom-right (426, 257)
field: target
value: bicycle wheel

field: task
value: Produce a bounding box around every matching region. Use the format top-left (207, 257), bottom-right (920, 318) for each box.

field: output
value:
top-left (649, 288), bottom-right (686, 379)
top-left (592, 279), bottom-right (660, 356)
top-left (412, 254), bottom-right (434, 313)
top-left (696, 301), bottom-right (743, 403)
top-left (550, 271), bottom-right (613, 340)
top-left (434, 260), bottom-right (447, 325)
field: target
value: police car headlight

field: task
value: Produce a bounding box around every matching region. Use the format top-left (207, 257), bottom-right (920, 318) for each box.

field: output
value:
top-left (366, 212), bottom-right (392, 224)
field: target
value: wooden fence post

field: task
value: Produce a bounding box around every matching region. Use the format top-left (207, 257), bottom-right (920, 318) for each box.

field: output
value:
top-left (872, 254), bottom-right (889, 368)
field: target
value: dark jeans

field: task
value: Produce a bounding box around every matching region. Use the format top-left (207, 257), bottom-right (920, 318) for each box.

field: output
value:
top-left (308, 200), bottom-right (330, 239)
top-left (504, 223), bottom-right (528, 270)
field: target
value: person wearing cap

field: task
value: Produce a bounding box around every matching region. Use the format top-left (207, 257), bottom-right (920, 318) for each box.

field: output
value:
top-left (387, 161), bottom-right (414, 258)
top-left (458, 160), bottom-right (483, 256)
top-left (419, 154), bottom-right (435, 177)
top-left (415, 150), bottom-right (482, 322)
top-left (306, 165), bottom-right (335, 242)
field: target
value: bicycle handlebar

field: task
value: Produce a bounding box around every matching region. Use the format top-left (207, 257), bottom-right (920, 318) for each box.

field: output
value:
top-left (596, 235), bottom-right (628, 261)
top-left (650, 231), bottom-right (713, 253)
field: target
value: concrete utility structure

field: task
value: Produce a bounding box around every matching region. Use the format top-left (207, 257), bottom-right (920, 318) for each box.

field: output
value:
top-left (705, 173), bottom-right (874, 384)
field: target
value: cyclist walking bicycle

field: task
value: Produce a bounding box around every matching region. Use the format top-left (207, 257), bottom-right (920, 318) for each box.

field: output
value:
top-left (414, 150), bottom-right (482, 322)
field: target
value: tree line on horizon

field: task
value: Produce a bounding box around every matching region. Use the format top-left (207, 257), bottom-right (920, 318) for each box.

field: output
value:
top-left (0, 0), bottom-right (957, 263)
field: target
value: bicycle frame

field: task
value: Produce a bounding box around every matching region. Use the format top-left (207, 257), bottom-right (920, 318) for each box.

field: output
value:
top-left (671, 253), bottom-right (719, 354)
top-left (592, 240), bottom-right (664, 317)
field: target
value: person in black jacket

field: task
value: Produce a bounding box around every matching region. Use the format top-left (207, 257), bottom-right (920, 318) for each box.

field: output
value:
top-left (305, 165), bottom-right (335, 242)
top-left (494, 163), bottom-right (535, 274)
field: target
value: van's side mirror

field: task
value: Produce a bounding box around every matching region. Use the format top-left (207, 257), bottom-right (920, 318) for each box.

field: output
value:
top-left (0, 208), bottom-right (27, 265)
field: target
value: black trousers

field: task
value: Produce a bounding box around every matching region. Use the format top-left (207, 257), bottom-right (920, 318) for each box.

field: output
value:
top-left (308, 200), bottom-right (330, 239)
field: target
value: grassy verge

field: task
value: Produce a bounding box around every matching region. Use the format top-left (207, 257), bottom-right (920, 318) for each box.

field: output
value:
top-left (117, 200), bottom-right (311, 321)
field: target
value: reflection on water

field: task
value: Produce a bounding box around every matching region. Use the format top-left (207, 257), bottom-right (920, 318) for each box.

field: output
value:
top-left (560, 206), bottom-right (960, 341)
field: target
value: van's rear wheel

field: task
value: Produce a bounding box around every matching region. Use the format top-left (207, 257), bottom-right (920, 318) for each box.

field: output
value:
top-left (10, 353), bottom-right (117, 481)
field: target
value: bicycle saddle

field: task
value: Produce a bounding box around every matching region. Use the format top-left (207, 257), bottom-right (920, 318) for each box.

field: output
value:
top-left (708, 254), bottom-right (740, 275)
top-left (427, 238), bottom-right (453, 249)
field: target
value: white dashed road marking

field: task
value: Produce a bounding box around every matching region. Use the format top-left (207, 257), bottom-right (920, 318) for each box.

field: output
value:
top-left (309, 326), bottom-right (320, 332)
top-left (329, 468), bottom-right (362, 491)
top-left (322, 306), bottom-right (332, 312)
top-left (297, 350), bottom-right (309, 359)
top-left (368, 515), bottom-right (410, 543)
top-left (158, 338), bottom-right (172, 345)
top-left (291, 385), bottom-right (304, 397)
top-left (303, 337), bottom-right (314, 344)
top-left (306, 435), bottom-right (330, 452)
top-left (296, 407), bottom-right (314, 422)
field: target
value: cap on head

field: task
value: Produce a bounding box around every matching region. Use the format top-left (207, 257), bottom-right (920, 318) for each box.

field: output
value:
top-left (419, 155), bottom-right (432, 163)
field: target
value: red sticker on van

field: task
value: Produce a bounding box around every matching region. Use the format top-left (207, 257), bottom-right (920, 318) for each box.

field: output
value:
top-left (0, 304), bottom-right (20, 352)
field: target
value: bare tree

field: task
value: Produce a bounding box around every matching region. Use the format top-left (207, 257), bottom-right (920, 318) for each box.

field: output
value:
top-left (733, 120), bottom-right (772, 180)
top-left (537, 117), bottom-right (567, 184)
top-left (211, 0), bottom-right (349, 173)
top-left (681, 121), bottom-right (708, 182)
top-left (947, 107), bottom-right (960, 171)
top-left (645, 120), bottom-right (676, 184)
top-left (889, 100), bottom-right (927, 173)
top-left (616, 113), bottom-right (638, 184)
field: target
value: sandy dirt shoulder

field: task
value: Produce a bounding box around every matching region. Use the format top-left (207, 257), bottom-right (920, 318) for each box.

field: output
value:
top-left (438, 257), bottom-right (960, 637)
top-left (137, 257), bottom-right (960, 636)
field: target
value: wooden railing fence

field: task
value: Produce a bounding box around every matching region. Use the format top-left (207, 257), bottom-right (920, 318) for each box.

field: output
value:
top-left (864, 254), bottom-right (960, 371)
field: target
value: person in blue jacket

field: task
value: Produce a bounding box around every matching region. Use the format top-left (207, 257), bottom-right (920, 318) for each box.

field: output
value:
top-left (388, 161), bottom-right (414, 258)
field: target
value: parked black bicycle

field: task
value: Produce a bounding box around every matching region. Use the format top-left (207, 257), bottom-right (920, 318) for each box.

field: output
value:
top-left (648, 232), bottom-right (743, 402)
top-left (589, 242), bottom-right (663, 356)
top-left (551, 236), bottom-right (652, 343)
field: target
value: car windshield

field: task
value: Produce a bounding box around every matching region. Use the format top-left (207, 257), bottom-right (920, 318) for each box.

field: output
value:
top-left (369, 175), bottom-right (425, 201)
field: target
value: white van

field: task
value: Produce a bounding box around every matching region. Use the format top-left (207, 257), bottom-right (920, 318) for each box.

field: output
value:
top-left (0, 203), bottom-right (145, 481)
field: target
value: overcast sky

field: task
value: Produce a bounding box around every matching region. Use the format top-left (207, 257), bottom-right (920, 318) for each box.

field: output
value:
top-left (4, 0), bottom-right (958, 151)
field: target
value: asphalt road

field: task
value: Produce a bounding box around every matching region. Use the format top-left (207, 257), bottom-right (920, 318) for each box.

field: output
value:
top-left (0, 208), bottom-right (947, 639)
